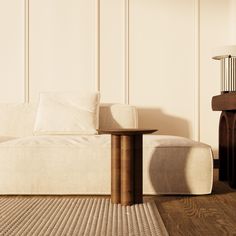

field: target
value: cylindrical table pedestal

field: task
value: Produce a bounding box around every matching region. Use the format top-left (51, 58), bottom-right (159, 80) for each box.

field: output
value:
top-left (111, 134), bottom-right (143, 206)
top-left (98, 129), bottom-right (157, 206)
top-left (111, 135), bottom-right (121, 204)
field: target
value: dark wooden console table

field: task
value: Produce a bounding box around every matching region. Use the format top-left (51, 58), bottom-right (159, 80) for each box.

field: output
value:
top-left (98, 129), bottom-right (157, 206)
top-left (212, 93), bottom-right (236, 188)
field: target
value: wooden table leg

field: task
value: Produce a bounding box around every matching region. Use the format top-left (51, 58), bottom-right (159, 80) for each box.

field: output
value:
top-left (121, 135), bottom-right (134, 206)
top-left (111, 135), bottom-right (121, 204)
top-left (134, 134), bottom-right (143, 204)
top-left (219, 111), bottom-right (235, 185)
top-left (230, 112), bottom-right (236, 188)
top-left (219, 112), bottom-right (229, 181)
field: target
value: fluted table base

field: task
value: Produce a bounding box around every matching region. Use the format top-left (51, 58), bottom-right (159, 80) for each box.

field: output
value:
top-left (111, 134), bottom-right (143, 206)
top-left (98, 129), bottom-right (157, 206)
top-left (219, 111), bottom-right (236, 188)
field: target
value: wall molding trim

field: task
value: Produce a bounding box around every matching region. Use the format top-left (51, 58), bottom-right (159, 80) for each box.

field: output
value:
top-left (24, 0), bottom-right (29, 103)
top-left (124, 0), bottom-right (130, 104)
top-left (194, 0), bottom-right (200, 141)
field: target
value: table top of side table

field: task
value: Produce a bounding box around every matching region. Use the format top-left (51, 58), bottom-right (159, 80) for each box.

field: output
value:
top-left (97, 128), bottom-right (157, 135)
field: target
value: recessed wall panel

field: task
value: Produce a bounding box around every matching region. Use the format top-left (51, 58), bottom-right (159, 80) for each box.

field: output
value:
top-left (99, 0), bottom-right (125, 103)
top-left (129, 0), bottom-right (195, 138)
top-left (29, 0), bottom-right (96, 101)
top-left (0, 0), bottom-right (25, 102)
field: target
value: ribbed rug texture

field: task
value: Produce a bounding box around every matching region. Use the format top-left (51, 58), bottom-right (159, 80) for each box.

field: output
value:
top-left (0, 197), bottom-right (169, 236)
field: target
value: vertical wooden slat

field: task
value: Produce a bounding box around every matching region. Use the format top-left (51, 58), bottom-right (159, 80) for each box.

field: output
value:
top-left (121, 135), bottom-right (134, 206)
top-left (111, 135), bottom-right (121, 204)
top-left (134, 134), bottom-right (143, 204)
top-left (219, 112), bottom-right (229, 181)
top-left (232, 114), bottom-right (236, 188)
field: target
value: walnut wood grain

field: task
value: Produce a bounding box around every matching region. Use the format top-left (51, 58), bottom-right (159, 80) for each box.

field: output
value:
top-left (212, 93), bottom-right (236, 188)
top-left (121, 135), bottom-right (134, 205)
top-left (100, 128), bottom-right (157, 206)
top-left (134, 134), bottom-right (143, 204)
top-left (232, 117), bottom-right (236, 188)
top-left (98, 129), bottom-right (157, 135)
top-left (111, 135), bottom-right (121, 204)
top-left (218, 111), bottom-right (236, 187)
top-left (212, 93), bottom-right (236, 111)
top-left (153, 170), bottom-right (236, 235)
top-left (219, 112), bottom-right (230, 181)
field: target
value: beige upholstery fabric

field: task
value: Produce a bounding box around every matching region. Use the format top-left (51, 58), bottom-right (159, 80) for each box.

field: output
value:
top-left (34, 92), bottom-right (100, 135)
top-left (143, 135), bottom-right (213, 194)
top-left (0, 103), bottom-right (138, 137)
top-left (0, 103), bottom-right (213, 195)
top-left (0, 103), bottom-right (37, 137)
top-left (0, 134), bottom-right (213, 195)
top-left (0, 137), bottom-right (17, 143)
top-left (99, 104), bottom-right (138, 129)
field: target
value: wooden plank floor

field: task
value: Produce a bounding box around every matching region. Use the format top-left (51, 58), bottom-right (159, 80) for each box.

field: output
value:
top-left (149, 169), bottom-right (236, 236)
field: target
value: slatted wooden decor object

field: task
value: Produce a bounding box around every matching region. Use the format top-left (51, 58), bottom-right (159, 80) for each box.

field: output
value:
top-left (212, 46), bottom-right (236, 188)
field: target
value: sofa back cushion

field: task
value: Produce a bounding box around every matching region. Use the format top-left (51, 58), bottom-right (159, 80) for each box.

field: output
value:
top-left (0, 103), bottom-right (37, 137)
top-left (99, 104), bottom-right (138, 130)
top-left (0, 103), bottom-right (138, 137)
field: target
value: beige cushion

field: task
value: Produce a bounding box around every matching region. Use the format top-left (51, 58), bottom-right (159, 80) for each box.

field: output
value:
top-left (34, 92), bottom-right (100, 135)
top-left (0, 103), bottom-right (138, 137)
top-left (99, 104), bottom-right (138, 129)
top-left (0, 135), bottom-right (213, 195)
top-left (0, 103), bottom-right (37, 137)
top-left (143, 135), bottom-right (213, 194)
top-left (0, 137), bottom-right (17, 143)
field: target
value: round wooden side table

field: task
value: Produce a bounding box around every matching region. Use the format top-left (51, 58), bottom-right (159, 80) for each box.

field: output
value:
top-left (98, 129), bottom-right (157, 206)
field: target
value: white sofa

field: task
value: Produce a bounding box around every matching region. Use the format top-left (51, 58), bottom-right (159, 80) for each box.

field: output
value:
top-left (0, 103), bottom-right (213, 195)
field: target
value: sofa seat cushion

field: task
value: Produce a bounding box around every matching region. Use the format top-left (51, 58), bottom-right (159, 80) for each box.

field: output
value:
top-left (0, 135), bottom-right (111, 194)
top-left (143, 135), bottom-right (213, 194)
top-left (0, 135), bottom-right (213, 195)
top-left (0, 135), bottom-right (110, 148)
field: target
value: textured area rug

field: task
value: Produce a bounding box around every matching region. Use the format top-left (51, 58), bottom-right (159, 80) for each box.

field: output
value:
top-left (0, 197), bottom-right (168, 236)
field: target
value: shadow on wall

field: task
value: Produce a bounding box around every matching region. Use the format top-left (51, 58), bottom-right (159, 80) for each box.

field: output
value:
top-left (137, 107), bottom-right (191, 138)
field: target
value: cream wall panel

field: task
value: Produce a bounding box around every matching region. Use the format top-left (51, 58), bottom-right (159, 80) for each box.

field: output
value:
top-left (29, 0), bottom-right (96, 101)
top-left (0, 0), bottom-right (234, 157)
top-left (129, 0), bottom-right (195, 138)
top-left (99, 0), bottom-right (125, 103)
top-left (229, 0), bottom-right (236, 44)
top-left (200, 0), bottom-right (231, 156)
top-left (0, 0), bottom-right (25, 102)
